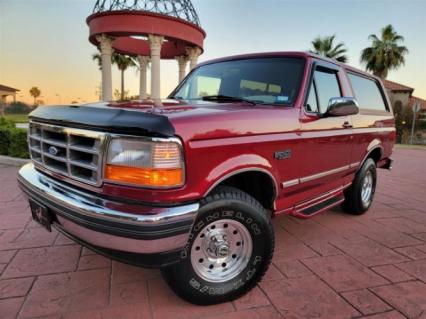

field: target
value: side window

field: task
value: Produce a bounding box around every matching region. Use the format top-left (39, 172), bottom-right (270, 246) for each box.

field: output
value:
top-left (314, 69), bottom-right (341, 113)
top-left (348, 73), bottom-right (387, 111)
top-left (306, 82), bottom-right (318, 112)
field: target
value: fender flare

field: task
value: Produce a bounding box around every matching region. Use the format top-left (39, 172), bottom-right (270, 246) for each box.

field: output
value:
top-left (202, 154), bottom-right (279, 200)
top-left (358, 139), bottom-right (383, 171)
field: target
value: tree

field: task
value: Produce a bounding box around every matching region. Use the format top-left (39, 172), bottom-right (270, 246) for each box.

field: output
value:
top-left (360, 25), bottom-right (408, 79)
top-left (114, 89), bottom-right (129, 101)
top-left (310, 35), bottom-right (348, 63)
top-left (29, 87), bottom-right (41, 106)
top-left (112, 54), bottom-right (137, 101)
top-left (0, 97), bottom-right (5, 117)
top-left (92, 52), bottom-right (138, 101)
top-left (92, 53), bottom-right (102, 70)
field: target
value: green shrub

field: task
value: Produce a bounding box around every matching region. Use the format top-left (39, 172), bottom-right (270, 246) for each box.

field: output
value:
top-left (0, 117), bottom-right (29, 158)
top-left (8, 128), bottom-right (29, 159)
top-left (0, 117), bottom-right (15, 128)
top-left (0, 127), bottom-right (11, 155)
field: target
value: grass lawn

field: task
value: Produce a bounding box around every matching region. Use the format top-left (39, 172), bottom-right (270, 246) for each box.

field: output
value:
top-left (3, 114), bottom-right (29, 123)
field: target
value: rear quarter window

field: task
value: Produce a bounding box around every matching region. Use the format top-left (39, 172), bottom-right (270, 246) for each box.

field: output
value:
top-left (347, 73), bottom-right (388, 111)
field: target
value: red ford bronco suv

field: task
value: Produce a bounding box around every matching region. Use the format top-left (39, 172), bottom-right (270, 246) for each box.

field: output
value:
top-left (18, 52), bottom-right (395, 305)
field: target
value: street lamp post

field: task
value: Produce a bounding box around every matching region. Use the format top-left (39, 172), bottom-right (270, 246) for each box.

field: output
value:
top-left (410, 103), bottom-right (420, 145)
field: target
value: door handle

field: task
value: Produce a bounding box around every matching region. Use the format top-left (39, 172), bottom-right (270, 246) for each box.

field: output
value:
top-left (342, 121), bottom-right (352, 129)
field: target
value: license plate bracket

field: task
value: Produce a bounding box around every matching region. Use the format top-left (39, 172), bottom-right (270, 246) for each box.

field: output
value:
top-left (29, 199), bottom-right (52, 232)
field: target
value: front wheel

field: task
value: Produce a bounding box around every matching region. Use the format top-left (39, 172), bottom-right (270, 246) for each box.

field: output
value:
top-left (342, 158), bottom-right (377, 215)
top-left (161, 186), bottom-right (274, 305)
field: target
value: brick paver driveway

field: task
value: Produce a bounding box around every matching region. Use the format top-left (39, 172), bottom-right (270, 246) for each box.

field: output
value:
top-left (1, 147), bottom-right (425, 319)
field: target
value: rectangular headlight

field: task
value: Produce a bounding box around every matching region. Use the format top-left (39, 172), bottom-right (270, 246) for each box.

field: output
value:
top-left (105, 138), bottom-right (184, 188)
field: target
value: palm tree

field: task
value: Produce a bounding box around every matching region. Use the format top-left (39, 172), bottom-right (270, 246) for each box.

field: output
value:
top-left (310, 35), bottom-right (348, 63)
top-left (92, 53), bottom-right (102, 70)
top-left (92, 52), bottom-right (137, 101)
top-left (112, 54), bottom-right (137, 101)
top-left (360, 25), bottom-right (408, 79)
top-left (29, 87), bottom-right (41, 106)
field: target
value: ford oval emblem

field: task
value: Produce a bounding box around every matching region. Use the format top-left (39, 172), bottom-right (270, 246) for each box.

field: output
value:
top-left (48, 146), bottom-right (59, 156)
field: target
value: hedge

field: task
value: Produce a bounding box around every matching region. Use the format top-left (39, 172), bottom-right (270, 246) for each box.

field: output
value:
top-left (0, 127), bottom-right (11, 155)
top-left (0, 117), bottom-right (14, 128)
top-left (0, 118), bottom-right (29, 159)
top-left (5, 102), bottom-right (32, 114)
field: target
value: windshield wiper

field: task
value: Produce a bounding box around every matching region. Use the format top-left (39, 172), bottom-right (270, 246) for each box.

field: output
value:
top-left (169, 95), bottom-right (184, 100)
top-left (201, 95), bottom-right (257, 106)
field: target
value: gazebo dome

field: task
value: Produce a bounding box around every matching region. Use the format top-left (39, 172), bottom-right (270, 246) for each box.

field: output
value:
top-left (92, 0), bottom-right (201, 26)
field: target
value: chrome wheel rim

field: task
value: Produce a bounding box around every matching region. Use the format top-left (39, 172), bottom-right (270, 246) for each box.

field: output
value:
top-left (190, 219), bottom-right (253, 283)
top-left (361, 171), bottom-right (373, 205)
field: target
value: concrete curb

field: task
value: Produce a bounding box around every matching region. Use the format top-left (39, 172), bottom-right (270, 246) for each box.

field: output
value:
top-left (0, 155), bottom-right (30, 167)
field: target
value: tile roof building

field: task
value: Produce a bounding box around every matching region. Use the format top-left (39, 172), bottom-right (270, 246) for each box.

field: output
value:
top-left (382, 79), bottom-right (414, 94)
top-left (382, 79), bottom-right (425, 113)
top-left (409, 96), bottom-right (426, 111)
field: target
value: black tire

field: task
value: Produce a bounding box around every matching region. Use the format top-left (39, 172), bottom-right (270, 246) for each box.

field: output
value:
top-left (342, 158), bottom-right (377, 215)
top-left (161, 186), bottom-right (274, 305)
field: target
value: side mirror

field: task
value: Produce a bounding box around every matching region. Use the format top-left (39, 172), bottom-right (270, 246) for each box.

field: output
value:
top-left (325, 97), bottom-right (359, 116)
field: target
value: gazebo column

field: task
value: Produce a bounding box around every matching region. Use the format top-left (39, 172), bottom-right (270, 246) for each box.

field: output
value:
top-left (138, 56), bottom-right (150, 100)
top-left (148, 35), bottom-right (164, 103)
top-left (96, 34), bottom-right (114, 102)
top-left (186, 47), bottom-right (202, 70)
top-left (176, 55), bottom-right (188, 83)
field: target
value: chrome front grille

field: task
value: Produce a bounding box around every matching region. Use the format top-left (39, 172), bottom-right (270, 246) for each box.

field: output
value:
top-left (28, 122), bottom-right (106, 186)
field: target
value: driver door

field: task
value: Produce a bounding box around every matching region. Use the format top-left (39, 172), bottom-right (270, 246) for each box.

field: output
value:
top-left (293, 63), bottom-right (353, 203)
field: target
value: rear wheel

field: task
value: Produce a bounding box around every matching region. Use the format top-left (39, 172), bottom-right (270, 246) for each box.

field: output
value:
top-left (161, 186), bottom-right (274, 305)
top-left (342, 158), bottom-right (377, 215)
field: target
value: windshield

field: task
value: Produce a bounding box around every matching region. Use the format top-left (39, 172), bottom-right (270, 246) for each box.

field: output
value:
top-left (171, 57), bottom-right (305, 106)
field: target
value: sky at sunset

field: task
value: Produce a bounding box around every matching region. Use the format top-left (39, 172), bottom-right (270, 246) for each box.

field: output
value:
top-left (0, 0), bottom-right (425, 105)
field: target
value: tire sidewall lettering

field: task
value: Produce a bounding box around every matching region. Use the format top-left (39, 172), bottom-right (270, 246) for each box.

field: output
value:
top-left (183, 208), bottom-right (266, 295)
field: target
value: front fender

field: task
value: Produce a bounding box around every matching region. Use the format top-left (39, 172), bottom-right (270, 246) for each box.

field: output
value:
top-left (203, 154), bottom-right (278, 197)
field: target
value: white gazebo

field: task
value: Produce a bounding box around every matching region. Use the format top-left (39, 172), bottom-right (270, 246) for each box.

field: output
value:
top-left (0, 84), bottom-right (19, 103)
top-left (0, 84), bottom-right (19, 116)
top-left (87, 0), bottom-right (206, 103)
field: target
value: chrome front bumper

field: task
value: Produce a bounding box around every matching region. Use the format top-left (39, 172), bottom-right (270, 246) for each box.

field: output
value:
top-left (18, 163), bottom-right (199, 265)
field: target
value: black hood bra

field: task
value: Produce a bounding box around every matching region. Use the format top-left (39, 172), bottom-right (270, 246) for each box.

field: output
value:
top-left (30, 105), bottom-right (176, 137)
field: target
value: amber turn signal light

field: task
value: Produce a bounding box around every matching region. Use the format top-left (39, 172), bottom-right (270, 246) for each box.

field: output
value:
top-left (105, 165), bottom-right (183, 187)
